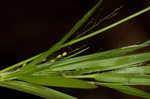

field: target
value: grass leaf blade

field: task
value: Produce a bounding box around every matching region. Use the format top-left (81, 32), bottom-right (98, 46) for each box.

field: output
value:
top-left (18, 75), bottom-right (97, 89)
top-left (93, 73), bottom-right (150, 85)
top-left (0, 81), bottom-right (77, 99)
top-left (111, 66), bottom-right (150, 74)
top-left (97, 83), bottom-right (150, 99)
top-left (51, 52), bottom-right (150, 72)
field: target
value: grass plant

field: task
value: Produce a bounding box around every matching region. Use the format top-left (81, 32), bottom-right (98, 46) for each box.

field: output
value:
top-left (0, 0), bottom-right (150, 98)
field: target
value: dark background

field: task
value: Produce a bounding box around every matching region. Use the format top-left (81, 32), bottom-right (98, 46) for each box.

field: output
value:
top-left (0, 0), bottom-right (150, 99)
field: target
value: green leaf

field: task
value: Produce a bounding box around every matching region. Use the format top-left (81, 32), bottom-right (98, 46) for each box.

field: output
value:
top-left (49, 40), bottom-right (150, 69)
top-left (111, 66), bottom-right (150, 74)
top-left (0, 81), bottom-right (77, 99)
top-left (51, 52), bottom-right (150, 72)
top-left (18, 75), bottom-right (97, 89)
top-left (55, 40), bottom-right (148, 63)
top-left (97, 83), bottom-right (150, 99)
top-left (93, 73), bottom-right (150, 85)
